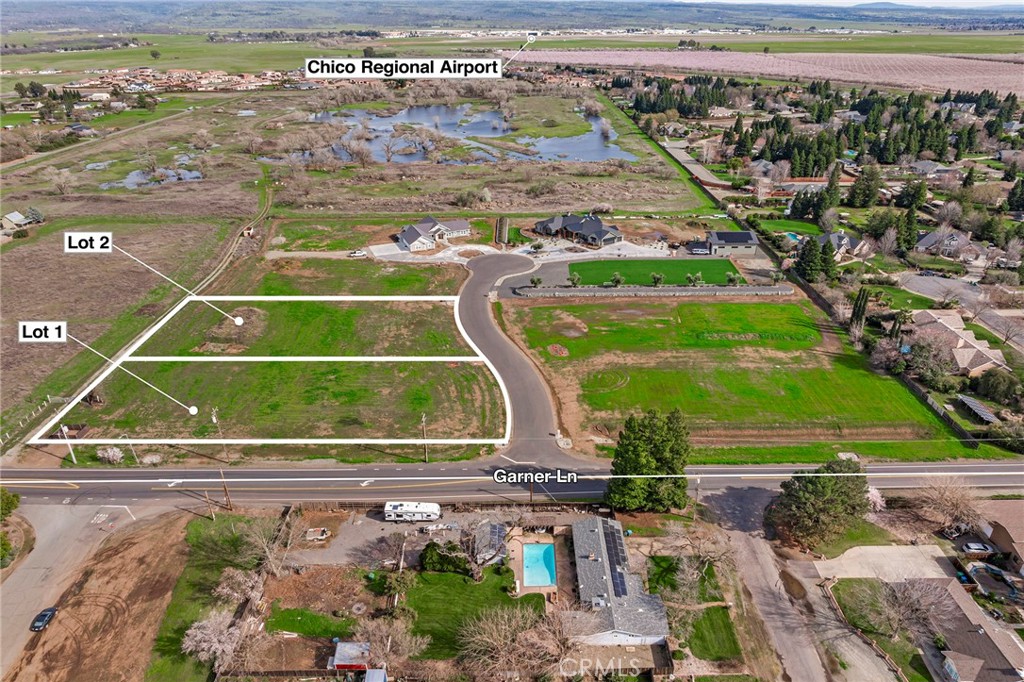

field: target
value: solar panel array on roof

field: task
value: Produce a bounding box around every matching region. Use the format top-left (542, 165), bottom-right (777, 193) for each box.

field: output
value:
top-left (957, 394), bottom-right (1000, 424)
top-left (602, 520), bottom-right (629, 597)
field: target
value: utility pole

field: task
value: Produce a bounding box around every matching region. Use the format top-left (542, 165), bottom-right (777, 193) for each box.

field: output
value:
top-left (220, 468), bottom-right (234, 512)
top-left (529, 481), bottom-right (534, 504)
top-left (204, 490), bottom-right (216, 520)
top-left (212, 407), bottom-right (228, 461)
top-left (120, 434), bottom-right (139, 466)
top-left (60, 424), bottom-right (77, 465)
top-left (421, 413), bottom-right (428, 463)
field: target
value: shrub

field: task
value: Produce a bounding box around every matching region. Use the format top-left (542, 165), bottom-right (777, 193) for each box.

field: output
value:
top-left (592, 203), bottom-right (613, 214)
top-left (141, 454), bottom-right (163, 466)
top-left (96, 446), bottom-right (125, 464)
top-left (453, 187), bottom-right (490, 208)
top-left (420, 540), bottom-right (470, 574)
top-left (525, 179), bottom-right (557, 198)
top-left (12, 229), bottom-right (28, 239)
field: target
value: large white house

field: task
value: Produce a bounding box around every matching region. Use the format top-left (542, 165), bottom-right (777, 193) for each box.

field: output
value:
top-left (397, 216), bottom-right (472, 252)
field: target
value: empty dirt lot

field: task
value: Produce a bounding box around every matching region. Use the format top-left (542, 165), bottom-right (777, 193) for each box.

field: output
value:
top-left (3, 512), bottom-right (188, 682)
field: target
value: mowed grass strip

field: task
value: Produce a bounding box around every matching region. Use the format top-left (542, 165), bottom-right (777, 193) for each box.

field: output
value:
top-left (265, 603), bottom-right (354, 638)
top-left (406, 567), bottom-right (545, 659)
top-left (146, 516), bottom-right (257, 682)
top-left (135, 300), bottom-right (470, 357)
top-left (568, 259), bottom-right (742, 286)
top-left (520, 302), bottom-right (821, 360)
top-left (62, 360), bottom-right (504, 440)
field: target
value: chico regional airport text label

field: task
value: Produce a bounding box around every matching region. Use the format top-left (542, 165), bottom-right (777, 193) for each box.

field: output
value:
top-left (305, 58), bottom-right (503, 80)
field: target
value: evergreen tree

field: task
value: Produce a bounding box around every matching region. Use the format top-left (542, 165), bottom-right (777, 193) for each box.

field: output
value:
top-left (847, 164), bottom-right (882, 208)
top-left (895, 179), bottom-right (928, 209)
top-left (795, 238), bottom-right (823, 281)
top-left (765, 459), bottom-right (870, 547)
top-left (962, 166), bottom-right (977, 188)
top-left (899, 208), bottom-right (919, 251)
top-left (1008, 179), bottom-right (1024, 211)
top-left (605, 409), bottom-right (691, 512)
top-left (820, 240), bottom-right (838, 280)
top-left (850, 286), bottom-right (869, 332)
top-left (1003, 161), bottom-right (1019, 182)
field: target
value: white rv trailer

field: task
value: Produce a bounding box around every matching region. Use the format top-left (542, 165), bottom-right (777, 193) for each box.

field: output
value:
top-left (384, 501), bottom-right (442, 522)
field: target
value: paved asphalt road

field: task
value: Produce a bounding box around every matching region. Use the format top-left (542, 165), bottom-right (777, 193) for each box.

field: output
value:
top-left (2, 254), bottom-right (1023, 504)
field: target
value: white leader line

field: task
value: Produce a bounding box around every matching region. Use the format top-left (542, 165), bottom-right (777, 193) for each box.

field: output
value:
top-left (125, 356), bottom-right (485, 363)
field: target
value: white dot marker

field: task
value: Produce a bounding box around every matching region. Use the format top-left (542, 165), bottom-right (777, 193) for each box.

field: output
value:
top-left (188, 406), bottom-right (199, 416)
top-left (526, 34), bottom-right (537, 43)
top-left (234, 316), bottom-right (244, 326)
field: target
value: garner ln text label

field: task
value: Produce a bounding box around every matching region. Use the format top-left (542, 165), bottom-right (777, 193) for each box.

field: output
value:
top-left (305, 58), bottom-right (502, 80)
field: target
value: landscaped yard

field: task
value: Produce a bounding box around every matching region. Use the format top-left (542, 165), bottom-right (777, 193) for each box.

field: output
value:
top-left (864, 286), bottom-right (936, 311)
top-left (689, 565), bottom-right (742, 662)
top-left (406, 566), bottom-right (545, 659)
top-left (763, 218), bottom-right (822, 236)
top-left (831, 579), bottom-right (933, 682)
top-left (568, 259), bottom-right (743, 286)
top-left (814, 518), bottom-right (895, 559)
top-left (145, 515), bottom-right (259, 682)
top-left (507, 299), bottom-right (1001, 462)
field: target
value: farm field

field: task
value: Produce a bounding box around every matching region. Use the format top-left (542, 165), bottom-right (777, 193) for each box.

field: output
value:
top-left (57, 358), bottom-right (505, 440)
top-left (505, 298), bottom-right (995, 461)
top-left (517, 51), bottom-right (1024, 96)
top-left (134, 299), bottom-right (471, 357)
top-left (568, 259), bottom-right (743, 286)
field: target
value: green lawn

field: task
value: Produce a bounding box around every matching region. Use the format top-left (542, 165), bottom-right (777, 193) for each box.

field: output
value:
top-left (60, 359), bottom-right (504, 440)
top-left (145, 516), bottom-right (258, 682)
top-left (813, 518), bottom-right (895, 559)
top-left (405, 567), bottom-right (545, 659)
top-left (511, 300), bottom-right (1000, 462)
top-left (865, 286), bottom-right (936, 311)
top-left (688, 565), bottom-right (741, 662)
top-left (764, 219), bottom-right (822, 236)
top-left (135, 300), bottom-right (470, 357)
top-left (568, 259), bottom-right (743, 286)
top-left (648, 556), bottom-right (679, 593)
top-left (831, 579), bottom-right (933, 682)
top-left (265, 603), bottom-right (354, 638)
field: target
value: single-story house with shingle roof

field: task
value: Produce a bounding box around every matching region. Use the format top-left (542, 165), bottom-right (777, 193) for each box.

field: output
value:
top-left (534, 214), bottom-right (623, 247)
top-left (910, 310), bottom-right (1009, 377)
top-left (397, 216), bottom-right (471, 252)
top-left (801, 229), bottom-right (870, 261)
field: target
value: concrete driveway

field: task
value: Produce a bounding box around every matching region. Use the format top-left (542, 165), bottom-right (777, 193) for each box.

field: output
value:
top-left (814, 545), bottom-right (956, 582)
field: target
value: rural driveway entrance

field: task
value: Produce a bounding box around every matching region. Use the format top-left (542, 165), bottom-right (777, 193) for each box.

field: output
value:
top-left (814, 545), bottom-right (956, 581)
top-left (705, 487), bottom-right (828, 682)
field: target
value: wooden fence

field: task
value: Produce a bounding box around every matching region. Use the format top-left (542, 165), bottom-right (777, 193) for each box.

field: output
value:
top-left (895, 375), bottom-right (979, 448)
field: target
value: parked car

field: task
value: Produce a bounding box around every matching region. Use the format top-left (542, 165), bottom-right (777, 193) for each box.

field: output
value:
top-left (348, 250), bottom-right (368, 258)
top-left (942, 523), bottom-right (970, 540)
top-left (689, 247), bottom-right (710, 255)
top-left (29, 607), bottom-right (57, 632)
top-left (962, 542), bottom-right (996, 555)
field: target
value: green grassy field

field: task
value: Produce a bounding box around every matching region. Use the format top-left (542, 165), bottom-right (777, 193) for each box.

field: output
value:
top-left (406, 567), bottom-right (545, 659)
top-left (60, 359), bottom-right (504, 440)
top-left (832, 579), bottom-right (933, 682)
top-left (568, 259), bottom-right (743, 286)
top-left (135, 300), bottom-right (470, 357)
top-left (145, 515), bottom-right (258, 682)
top-left (512, 300), bottom-right (999, 461)
top-left (265, 603), bottom-right (354, 638)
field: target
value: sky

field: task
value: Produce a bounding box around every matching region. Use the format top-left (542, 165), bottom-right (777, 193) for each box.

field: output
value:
top-left (674, 0), bottom-right (1017, 7)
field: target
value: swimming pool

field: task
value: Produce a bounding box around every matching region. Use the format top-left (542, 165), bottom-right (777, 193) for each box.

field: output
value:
top-left (522, 543), bottom-right (556, 587)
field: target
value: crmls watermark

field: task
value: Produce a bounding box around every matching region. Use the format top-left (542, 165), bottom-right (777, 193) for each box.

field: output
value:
top-left (558, 656), bottom-right (643, 678)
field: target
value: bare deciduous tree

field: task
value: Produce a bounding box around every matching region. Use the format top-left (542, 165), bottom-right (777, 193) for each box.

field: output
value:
top-left (241, 515), bottom-right (303, 577)
top-left (354, 617), bottom-right (429, 668)
top-left (42, 166), bottom-right (72, 195)
top-left (191, 129), bottom-right (214, 151)
top-left (872, 580), bottom-right (957, 641)
top-left (238, 132), bottom-right (263, 155)
top-left (1005, 237), bottom-right (1023, 266)
top-left (347, 140), bottom-right (374, 168)
top-left (920, 477), bottom-right (980, 528)
top-left (990, 316), bottom-right (1024, 346)
top-left (459, 606), bottom-right (541, 679)
top-left (876, 226), bottom-right (899, 258)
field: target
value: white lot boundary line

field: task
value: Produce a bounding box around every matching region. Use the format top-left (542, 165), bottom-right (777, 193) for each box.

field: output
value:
top-left (30, 294), bottom-right (512, 446)
top-left (3, 470), bottom-right (1022, 486)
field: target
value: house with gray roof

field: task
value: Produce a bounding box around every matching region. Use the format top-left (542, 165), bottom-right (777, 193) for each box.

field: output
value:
top-left (397, 216), bottom-right (471, 252)
top-left (568, 517), bottom-right (670, 647)
top-left (707, 230), bottom-right (759, 256)
top-left (534, 214), bottom-right (623, 247)
top-left (801, 229), bottom-right (869, 262)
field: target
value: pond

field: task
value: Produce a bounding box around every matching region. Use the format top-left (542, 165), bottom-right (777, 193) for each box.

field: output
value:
top-left (303, 103), bottom-right (636, 164)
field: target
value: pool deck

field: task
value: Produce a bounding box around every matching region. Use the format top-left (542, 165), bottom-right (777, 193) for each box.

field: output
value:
top-left (507, 527), bottom-right (578, 610)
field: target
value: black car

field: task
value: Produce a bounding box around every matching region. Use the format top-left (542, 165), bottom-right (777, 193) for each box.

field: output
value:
top-left (29, 607), bottom-right (57, 632)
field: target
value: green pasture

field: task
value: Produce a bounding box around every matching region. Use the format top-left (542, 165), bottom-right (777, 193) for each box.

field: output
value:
top-left (567, 259), bottom-right (743, 287)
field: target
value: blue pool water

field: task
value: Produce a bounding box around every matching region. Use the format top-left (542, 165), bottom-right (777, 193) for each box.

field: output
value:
top-left (522, 543), bottom-right (556, 587)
